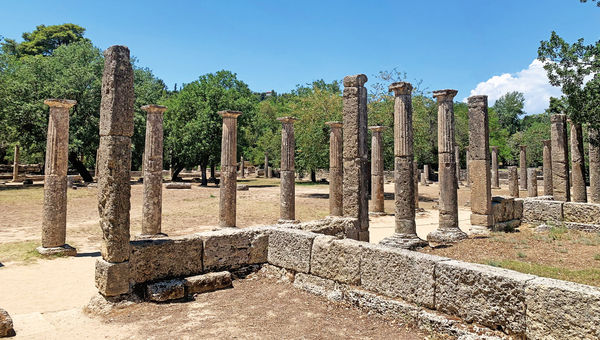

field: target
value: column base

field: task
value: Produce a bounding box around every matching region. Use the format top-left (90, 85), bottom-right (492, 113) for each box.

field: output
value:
top-left (379, 233), bottom-right (428, 250)
top-left (277, 219), bottom-right (300, 224)
top-left (426, 228), bottom-right (468, 248)
top-left (36, 244), bottom-right (77, 256)
top-left (134, 233), bottom-right (169, 240)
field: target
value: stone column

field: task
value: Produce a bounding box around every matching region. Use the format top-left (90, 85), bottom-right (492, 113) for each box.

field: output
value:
top-left (542, 140), bottom-right (553, 196)
top-left (551, 114), bottom-right (570, 201)
top-left (264, 152), bottom-right (269, 178)
top-left (467, 95), bottom-right (493, 230)
top-left (570, 122), bottom-right (587, 202)
top-left (589, 128), bottom-right (600, 204)
top-left (240, 156), bottom-right (245, 178)
top-left (466, 149), bottom-right (470, 187)
top-left (427, 89), bottom-right (467, 246)
top-left (326, 121), bottom-right (343, 216)
top-left (342, 74), bottom-right (369, 241)
top-left (455, 144), bottom-right (461, 187)
top-left (12, 145), bottom-right (19, 182)
top-left (37, 99), bottom-right (77, 256)
top-left (420, 171), bottom-right (428, 185)
top-left (414, 163), bottom-right (420, 210)
top-left (491, 146), bottom-right (499, 188)
top-left (96, 45), bottom-right (134, 297)
top-left (140, 104), bottom-right (166, 237)
top-left (369, 126), bottom-right (386, 214)
top-left (278, 117), bottom-right (298, 223)
top-left (219, 110), bottom-right (242, 228)
top-left (424, 164), bottom-right (430, 182)
top-left (519, 145), bottom-right (527, 190)
top-left (528, 168), bottom-right (538, 197)
top-left (508, 166), bottom-right (519, 197)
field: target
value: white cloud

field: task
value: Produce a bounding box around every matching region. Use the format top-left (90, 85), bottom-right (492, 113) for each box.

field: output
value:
top-left (465, 59), bottom-right (562, 115)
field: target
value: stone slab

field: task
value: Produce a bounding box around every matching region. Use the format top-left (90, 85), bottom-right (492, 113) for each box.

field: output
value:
top-left (36, 244), bottom-right (77, 257)
top-left (310, 235), bottom-right (362, 284)
top-left (184, 271), bottom-right (232, 295)
top-left (146, 279), bottom-right (185, 302)
top-left (521, 199), bottom-right (563, 224)
top-left (95, 259), bottom-right (130, 297)
top-left (201, 227), bottom-right (269, 272)
top-left (267, 228), bottom-right (317, 273)
top-left (563, 202), bottom-right (600, 224)
top-left (165, 182), bottom-right (191, 189)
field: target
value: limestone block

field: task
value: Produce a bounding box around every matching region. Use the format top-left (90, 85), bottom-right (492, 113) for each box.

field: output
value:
top-left (99, 45), bottom-right (134, 137)
top-left (42, 174), bottom-right (68, 247)
top-left (290, 216), bottom-right (348, 238)
top-left (563, 202), bottom-right (600, 224)
top-left (491, 196), bottom-right (517, 223)
top-left (310, 235), bottom-right (362, 284)
top-left (146, 279), bottom-right (185, 302)
top-left (165, 182), bottom-right (191, 189)
top-left (564, 222), bottom-right (600, 232)
top-left (525, 277), bottom-right (600, 339)
top-left (293, 273), bottom-right (345, 301)
top-left (469, 160), bottom-right (492, 215)
top-left (95, 259), bottom-right (130, 297)
top-left (470, 213), bottom-right (493, 227)
top-left (513, 198), bottom-right (523, 219)
top-left (184, 271), bottom-right (232, 295)
top-left (435, 260), bottom-right (535, 336)
top-left (360, 243), bottom-right (447, 308)
top-left (129, 235), bottom-right (203, 283)
top-left (267, 228), bottom-right (317, 273)
top-left (521, 199), bottom-right (563, 224)
top-left (0, 308), bottom-right (15, 337)
top-left (201, 227), bottom-right (269, 271)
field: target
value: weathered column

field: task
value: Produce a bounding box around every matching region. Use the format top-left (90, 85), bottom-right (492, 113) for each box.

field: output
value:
top-left (508, 166), bottom-right (519, 197)
top-left (455, 144), bottom-right (461, 187)
top-left (590, 128), bottom-right (600, 204)
top-left (491, 146), bottom-right (500, 188)
top-left (37, 99), bottom-right (77, 256)
top-left (342, 74), bottom-right (369, 241)
top-left (424, 164), bottom-right (430, 182)
top-left (326, 121), bottom-right (343, 216)
top-left (240, 156), bottom-right (245, 178)
top-left (519, 145), bottom-right (527, 190)
top-left (414, 163), bottom-right (420, 210)
top-left (467, 95), bottom-right (493, 231)
top-left (219, 110), bottom-right (242, 228)
top-left (551, 114), bottom-right (570, 201)
top-left (427, 90), bottom-right (467, 246)
top-left (420, 171), bottom-right (428, 185)
top-left (278, 117), bottom-right (298, 223)
top-left (369, 126), bottom-right (386, 214)
top-left (570, 122), bottom-right (587, 202)
top-left (528, 168), bottom-right (538, 197)
top-left (12, 145), bottom-right (19, 182)
top-left (264, 152), bottom-right (269, 178)
top-left (542, 140), bottom-right (553, 196)
top-left (140, 104), bottom-right (166, 237)
top-left (466, 149), bottom-right (470, 187)
top-left (96, 45), bottom-right (134, 297)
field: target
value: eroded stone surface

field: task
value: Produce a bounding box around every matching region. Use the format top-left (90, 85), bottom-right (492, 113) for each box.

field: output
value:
top-left (551, 114), bottom-right (570, 201)
top-left (202, 227), bottom-right (269, 272)
top-left (326, 122), bottom-right (343, 216)
top-left (521, 199), bottom-right (563, 224)
top-left (146, 279), bottom-right (185, 302)
top-left (165, 182), bottom-right (191, 189)
top-left (563, 202), bottom-right (600, 224)
top-left (95, 259), bottom-right (130, 297)
top-left (267, 228), bottom-right (317, 273)
top-left (184, 271), bottom-right (232, 295)
top-left (0, 308), bottom-right (15, 337)
top-left (310, 235), bottom-right (362, 284)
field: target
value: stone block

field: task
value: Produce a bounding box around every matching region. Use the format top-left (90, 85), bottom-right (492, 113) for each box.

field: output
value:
top-left (146, 279), bottom-right (185, 302)
top-left (310, 235), bottom-right (362, 284)
top-left (563, 202), bottom-right (600, 224)
top-left (513, 198), bottom-right (523, 219)
top-left (470, 213), bottom-right (493, 227)
top-left (492, 196), bottom-right (518, 223)
top-left (184, 271), bottom-right (232, 295)
top-left (525, 277), bottom-right (600, 339)
top-left (360, 243), bottom-right (447, 308)
top-left (289, 216), bottom-right (348, 238)
top-left (95, 259), bottom-right (130, 297)
top-left (267, 228), bottom-right (317, 273)
top-left (469, 159), bottom-right (492, 215)
top-left (293, 273), bottom-right (344, 301)
top-left (521, 199), bottom-right (563, 224)
top-left (201, 227), bottom-right (269, 271)
top-left (564, 222), bottom-right (600, 232)
top-left (99, 45), bottom-right (134, 137)
top-left (0, 308), bottom-right (15, 338)
top-left (435, 260), bottom-right (534, 336)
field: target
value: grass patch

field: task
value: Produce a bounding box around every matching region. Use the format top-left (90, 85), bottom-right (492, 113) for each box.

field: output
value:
top-left (0, 187), bottom-right (43, 203)
top-left (483, 259), bottom-right (600, 287)
top-left (0, 240), bottom-right (43, 264)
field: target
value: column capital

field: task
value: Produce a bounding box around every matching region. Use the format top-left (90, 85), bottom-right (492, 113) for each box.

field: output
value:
top-left (219, 110), bottom-right (242, 119)
top-left (542, 139), bottom-right (552, 146)
top-left (433, 89), bottom-right (458, 102)
top-left (44, 99), bottom-right (77, 109)
top-left (520, 145), bottom-right (527, 150)
top-left (343, 74), bottom-right (368, 87)
top-left (551, 113), bottom-right (567, 123)
top-left (388, 82), bottom-right (412, 95)
top-left (368, 126), bottom-right (387, 133)
top-left (277, 116), bottom-right (297, 124)
top-left (467, 95), bottom-right (487, 104)
top-left (141, 104), bottom-right (167, 114)
top-left (325, 121), bottom-right (343, 128)
top-left (491, 145), bottom-right (499, 152)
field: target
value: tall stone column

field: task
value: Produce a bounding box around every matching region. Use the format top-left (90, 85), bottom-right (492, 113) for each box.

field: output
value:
top-left (528, 168), bottom-right (538, 197)
top-left (589, 128), bottom-right (600, 204)
top-left (37, 99), bottom-right (77, 256)
top-left (467, 95), bottom-right (493, 230)
top-left (427, 89), bottom-right (467, 246)
top-left (542, 140), bottom-right (553, 196)
top-left (278, 117), bottom-right (298, 223)
top-left (219, 110), bottom-right (242, 228)
top-left (12, 145), bottom-right (19, 182)
top-left (96, 45), bottom-right (134, 297)
top-left (326, 121), bottom-right (343, 216)
top-left (140, 104), bottom-right (166, 237)
top-left (342, 74), bottom-right (369, 241)
top-left (240, 156), bottom-right (245, 178)
top-left (466, 149), bottom-right (470, 187)
top-left (491, 146), bottom-right (499, 188)
top-left (264, 152), bottom-right (269, 178)
top-left (508, 166), bottom-right (519, 197)
top-left (570, 122), bottom-right (587, 202)
top-left (424, 164), bottom-right (430, 182)
top-left (455, 144), bottom-right (461, 187)
top-left (414, 163), bottom-right (420, 210)
top-left (519, 146), bottom-right (527, 190)
top-left (551, 114), bottom-right (570, 201)
top-left (369, 126), bottom-right (386, 214)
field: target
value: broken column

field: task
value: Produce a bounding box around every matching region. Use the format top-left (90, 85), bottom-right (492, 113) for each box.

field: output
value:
top-left (369, 126), bottom-right (386, 214)
top-left (240, 156), bottom-right (245, 178)
top-left (551, 114), bottom-right (570, 201)
top-left (140, 104), bottom-right (167, 237)
top-left (264, 152), bottom-right (269, 178)
top-left (11, 145), bottom-right (19, 182)
top-left (326, 121), bottom-right (343, 216)
top-left (467, 95), bottom-right (493, 231)
top-left (455, 144), bottom-right (461, 186)
top-left (342, 74), bottom-right (369, 241)
top-left (528, 168), bottom-right (538, 197)
top-left (278, 117), bottom-right (298, 223)
top-left (570, 121), bottom-right (587, 202)
top-left (96, 45), bottom-right (134, 297)
top-left (508, 166), bottom-right (519, 197)
top-left (519, 145), bottom-right (527, 190)
top-left (491, 146), bottom-right (500, 188)
top-left (590, 128), bottom-right (600, 203)
top-left (219, 110), bottom-right (242, 228)
top-left (427, 89), bottom-right (467, 246)
top-left (542, 140), bottom-right (553, 196)
top-left (37, 99), bottom-right (77, 256)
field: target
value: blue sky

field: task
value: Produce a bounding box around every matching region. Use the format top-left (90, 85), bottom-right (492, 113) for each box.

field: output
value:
top-left (1, 1), bottom-right (598, 114)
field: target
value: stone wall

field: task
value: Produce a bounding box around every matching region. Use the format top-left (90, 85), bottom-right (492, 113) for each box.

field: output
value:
top-left (520, 198), bottom-right (600, 232)
top-left (491, 196), bottom-right (522, 231)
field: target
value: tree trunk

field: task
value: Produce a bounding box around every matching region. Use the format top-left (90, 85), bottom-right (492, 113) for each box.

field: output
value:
top-left (210, 164), bottom-right (216, 180)
top-left (310, 170), bottom-right (316, 183)
top-left (200, 163), bottom-right (208, 186)
top-left (69, 152), bottom-right (94, 182)
top-left (171, 166), bottom-right (184, 181)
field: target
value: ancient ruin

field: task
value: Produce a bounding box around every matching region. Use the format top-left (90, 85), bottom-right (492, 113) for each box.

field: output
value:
top-left (590, 128), bottom-right (600, 204)
top-left (368, 126), bottom-right (386, 214)
top-left (542, 139), bottom-right (553, 196)
top-left (11, 145), bottom-right (18, 182)
top-left (219, 110), bottom-right (242, 228)
top-left (519, 145), bottom-right (527, 190)
top-left (326, 121), bottom-right (343, 216)
top-left (570, 121), bottom-right (587, 202)
top-left (278, 116), bottom-right (298, 223)
top-left (528, 168), bottom-right (538, 197)
top-left (491, 146), bottom-right (499, 188)
top-left (508, 166), bottom-right (519, 197)
top-left (551, 114), bottom-right (570, 201)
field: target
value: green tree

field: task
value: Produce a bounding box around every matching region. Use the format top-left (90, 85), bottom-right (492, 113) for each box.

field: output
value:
top-left (493, 91), bottom-right (525, 134)
top-left (1, 24), bottom-right (88, 57)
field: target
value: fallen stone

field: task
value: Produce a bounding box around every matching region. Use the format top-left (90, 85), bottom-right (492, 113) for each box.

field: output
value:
top-left (237, 184), bottom-right (249, 191)
top-left (0, 308), bottom-right (15, 337)
top-left (184, 271), bottom-right (232, 296)
top-left (165, 182), bottom-right (191, 189)
top-left (146, 279), bottom-right (185, 302)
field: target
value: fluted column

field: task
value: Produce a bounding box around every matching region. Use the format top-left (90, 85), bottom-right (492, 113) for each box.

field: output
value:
top-left (141, 104), bottom-right (166, 236)
top-left (326, 122), bottom-right (343, 216)
top-left (240, 156), bottom-right (245, 178)
top-left (427, 89), bottom-right (467, 247)
top-left (455, 144), bottom-right (461, 187)
top-left (491, 146), bottom-right (499, 188)
top-left (528, 168), bottom-right (538, 197)
top-left (551, 114), bottom-right (570, 201)
top-left (38, 99), bottom-right (77, 256)
top-left (278, 117), bottom-right (298, 223)
top-left (519, 146), bottom-right (527, 190)
top-left (12, 145), bottom-right (19, 182)
top-left (570, 121), bottom-right (587, 202)
top-left (369, 126), bottom-right (386, 214)
top-left (590, 129), bottom-right (600, 203)
top-left (508, 166), bottom-right (519, 197)
top-left (219, 110), bottom-right (242, 228)
top-left (264, 152), bottom-right (269, 178)
top-left (542, 140), bottom-right (553, 196)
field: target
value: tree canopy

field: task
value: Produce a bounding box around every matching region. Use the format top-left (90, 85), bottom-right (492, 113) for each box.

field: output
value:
top-left (1, 24), bottom-right (89, 57)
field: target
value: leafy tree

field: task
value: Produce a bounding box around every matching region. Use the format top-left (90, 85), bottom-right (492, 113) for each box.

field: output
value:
top-left (580, 0), bottom-right (599, 7)
top-left (1, 24), bottom-right (88, 57)
top-left (493, 91), bottom-right (525, 134)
